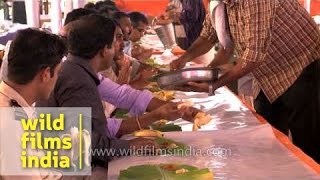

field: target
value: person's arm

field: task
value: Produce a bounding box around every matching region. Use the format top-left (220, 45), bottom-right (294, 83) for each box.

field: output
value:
top-left (116, 111), bottom-right (160, 137)
top-left (210, 1), bottom-right (274, 90)
top-left (116, 102), bottom-right (200, 137)
top-left (146, 98), bottom-right (167, 111)
top-left (208, 47), bottom-right (234, 68)
top-left (176, 1), bottom-right (274, 93)
top-left (180, 37), bottom-right (215, 62)
top-left (170, 13), bottom-right (218, 70)
top-left (98, 74), bottom-right (154, 115)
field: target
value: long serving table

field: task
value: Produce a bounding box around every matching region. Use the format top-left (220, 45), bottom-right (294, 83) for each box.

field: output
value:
top-left (108, 88), bottom-right (320, 179)
top-left (108, 34), bottom-right (320, 179)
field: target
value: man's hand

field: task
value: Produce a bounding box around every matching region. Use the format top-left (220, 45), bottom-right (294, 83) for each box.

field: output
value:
top-left (117, 56), bottom-right (132, 84)
top-left (151, 102), bottom-right (203, 123)
top-left (178, 106), bottom-right (202, 122)
top-left (138, 65), bottom-right (159, 79)
top-left (170, 56), bottom-right (188, 70)
top-left (152, 102), bottom-right (181, 121)
top-left (129, 138), bottom-right (159, 155)
top-left (132, 44), bottom-right (154, 61)
top-left (130, 65), bottom-right (158, 89)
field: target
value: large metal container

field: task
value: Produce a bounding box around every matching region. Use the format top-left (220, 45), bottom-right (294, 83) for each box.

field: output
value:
top-left (154, 23), bottom-right (176, 49)
top-left (155, 67), bottom-right (220, 89)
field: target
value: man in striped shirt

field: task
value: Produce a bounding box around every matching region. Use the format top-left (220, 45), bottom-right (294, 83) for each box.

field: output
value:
top-left (170, 0), bottom-right (320, 163)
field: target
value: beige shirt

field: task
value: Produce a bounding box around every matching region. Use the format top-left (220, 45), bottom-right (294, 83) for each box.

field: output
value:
top-left (0, 82), bottom-right (40, 179)
top-left (0, 81), bottom-right (34, 115)
top-left (0, 82), bottom-right (61, 180)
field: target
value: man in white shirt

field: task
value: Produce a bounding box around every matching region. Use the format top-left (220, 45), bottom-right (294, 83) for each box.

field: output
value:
top-left (0, 28), bottom-right (65, 179)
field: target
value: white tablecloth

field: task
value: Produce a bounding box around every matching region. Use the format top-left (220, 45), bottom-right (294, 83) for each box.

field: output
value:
top-left (108, 88), bottom-right (320, 179)
top-left (171, 88), bottom-right (260, 131)
top-left (109, 125), bottom-right (319, 180)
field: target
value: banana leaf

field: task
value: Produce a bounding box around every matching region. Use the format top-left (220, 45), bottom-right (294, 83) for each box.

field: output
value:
top-left (155, 137), bottom-right (187, 156)
top-left (151, 123), bottom-right (182, 132)
top-left (119, 164), bottom-right (214, 180)
top-left (145, 58), bottom-right (170, 69)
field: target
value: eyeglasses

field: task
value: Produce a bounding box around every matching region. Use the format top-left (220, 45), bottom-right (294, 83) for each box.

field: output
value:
top-left (135, 27), bottom-right (146, 33)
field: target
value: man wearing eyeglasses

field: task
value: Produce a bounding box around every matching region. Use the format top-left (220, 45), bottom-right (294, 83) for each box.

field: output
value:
top-left (128, 12), bottom-right (154, 61)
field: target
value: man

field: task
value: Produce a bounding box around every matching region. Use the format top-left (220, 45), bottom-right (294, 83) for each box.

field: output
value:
top-left (100, 21), bottom-right (132, 84)
top-left (171, 0), bottom-right (320, 163)
top-left (112, 11), bottom-right (132, 45)
top-left (0, 28), bottom-right (66, 179)
top-left (116, 11), bottom-right (134, 57)
top-left (128, 12), bottom-right (153, 61)
top-left (47, 15), bottom-right (199, 170)
top-left (62, 8), bottom-right (97, 34)
top-left (63, 8), bottom-right (132, 84)
top-left (129, 12), bottom-right (148, 43)
top-left (112, 11), bottom-right (158, 84)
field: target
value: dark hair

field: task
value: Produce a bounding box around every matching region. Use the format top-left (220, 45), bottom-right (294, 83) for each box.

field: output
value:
top-left (94, 0), bottom-right (117, 9)
top-left (128, 12), bottom-right (148, 27)
top-left (7, 28), bottom-right (66, 84)
top-left (95, 1), bottom-right (118, 16)
top-left (84, 2), bottom-right (95, 9)
top-left (68, 14), bottom-right (116, 59)
top-left (64, 8), bottom-right (97, 26)
top-left (112, 11), bottom-right (129, 22)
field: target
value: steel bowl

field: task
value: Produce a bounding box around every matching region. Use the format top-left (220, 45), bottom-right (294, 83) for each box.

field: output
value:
top-left (155, 67), bottom-right (220, 89)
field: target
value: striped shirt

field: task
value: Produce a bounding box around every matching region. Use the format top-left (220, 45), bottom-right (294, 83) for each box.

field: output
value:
top-left (201, 0), bottom-right (320, 103)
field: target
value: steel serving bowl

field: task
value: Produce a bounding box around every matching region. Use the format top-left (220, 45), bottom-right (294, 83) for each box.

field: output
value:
top-left (155, 67), bottom-right (220, 89)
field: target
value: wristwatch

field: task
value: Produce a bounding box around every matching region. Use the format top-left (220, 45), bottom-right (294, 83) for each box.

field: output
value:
top-left (208, 83), bottom-right (214, 96)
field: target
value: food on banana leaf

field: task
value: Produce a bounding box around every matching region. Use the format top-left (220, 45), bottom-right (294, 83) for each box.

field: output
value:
top-left (145, 82), bottom-right (162, 92)
top-left (153, 90), bottom-right (175, 101)
top-left (151, 120), bottom-right (182, 132)
top-left (155, 137), bottom-right (187, 155)
top-left (193, 112), bottom-right (212, 131)
top-left (119, 163), bottom-right (214, 180)
top-left (154, 119), bottom-right (169, 126)
top-left (131, 131), bottom-right (186, 155)
top-left (144, 58), bottom-right (169, 69)
top-left (133, 129), bottom-right (164, 138)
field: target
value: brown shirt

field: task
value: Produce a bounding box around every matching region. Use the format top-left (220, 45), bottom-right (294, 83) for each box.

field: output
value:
top-left (201, 0), bottom-right (320, 102)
